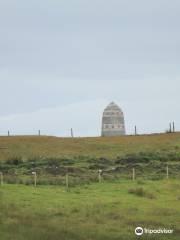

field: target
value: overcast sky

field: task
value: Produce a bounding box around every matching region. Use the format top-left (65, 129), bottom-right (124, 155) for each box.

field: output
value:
top-left (0, 0), bottom-right (179, 136)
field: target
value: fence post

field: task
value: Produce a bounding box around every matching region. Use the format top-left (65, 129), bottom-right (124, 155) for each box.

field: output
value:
top-left (66, 173), bottom-right (69, 191)
top-left (71, 128), bottom-right (74, 138)
top-left (132, 168), bottom-right (135, 181)
top-left (172, 122), bottom-right (175, 133)
top-left (169, 123), bottom-right (172, 133)
top-left (0, 172), bottom-right (3, 186)
top-left (98, 170), bottom-right (102, 183)
top-left (32, 172), bottom-right (37, 187)
top-left (135, 126), bottom-right (137, 135)
top-left (166, 165), bottom-right (169, 179)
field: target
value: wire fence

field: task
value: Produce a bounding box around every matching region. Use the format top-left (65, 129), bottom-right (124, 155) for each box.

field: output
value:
top-left (0, 124), bottom-right (180, 138)
top-left (0, 166), bottom-right (179, 188)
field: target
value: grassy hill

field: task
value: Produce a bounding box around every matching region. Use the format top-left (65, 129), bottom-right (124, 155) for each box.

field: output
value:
top-left (0, 133), bottom-right (180, 239)
top-left (0, 132), bottom-right (180, 185)
top-left (0, 132), bottom-right (180, 160)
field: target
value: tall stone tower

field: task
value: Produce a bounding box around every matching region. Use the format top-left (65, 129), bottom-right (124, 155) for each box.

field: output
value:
top-left (101, 102), bottom-right (126, 136)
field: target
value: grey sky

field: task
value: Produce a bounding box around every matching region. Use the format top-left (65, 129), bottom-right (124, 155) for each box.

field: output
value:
top-left (0, 0), bottom-right (179, 136)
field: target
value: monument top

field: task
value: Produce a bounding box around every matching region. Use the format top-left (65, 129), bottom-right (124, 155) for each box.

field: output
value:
top-left (101, 102), bottom-right (125, 137)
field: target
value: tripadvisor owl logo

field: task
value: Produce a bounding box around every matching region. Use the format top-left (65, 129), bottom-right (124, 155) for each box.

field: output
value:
top-left (135, 227), bottom-right (144, 236)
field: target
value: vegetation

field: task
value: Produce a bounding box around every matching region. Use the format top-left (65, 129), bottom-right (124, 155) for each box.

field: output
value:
top-left (0, 133), bottom-right (180, 239)
top-left (0, 133), bottom-right (179, 184)
top-left (0, 180), bottom-right (179, 240)
top-left (0, 132), bottom-right (180, 160)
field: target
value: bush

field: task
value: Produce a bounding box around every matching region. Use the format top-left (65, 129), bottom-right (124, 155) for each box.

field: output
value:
top-left (128, 187), bottom-right (145, 197)
top-left (24, 179), bottom-right (34, 185)
top-left (115, 151), bottom-right (180, 165)
top-left (128, 187), bottom-right (156, 199)
top-left (137, 180), bottom-right (145, 185)
top-left (6, 156), bottom-right (23, 166)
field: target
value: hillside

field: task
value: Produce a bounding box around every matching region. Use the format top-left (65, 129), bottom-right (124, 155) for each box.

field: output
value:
top-left (0, 132), bottom-right (180, 161)
top-left (0, 132), bottom-right (180, 185)
top-left (0, 134), bottom-right (180, 240)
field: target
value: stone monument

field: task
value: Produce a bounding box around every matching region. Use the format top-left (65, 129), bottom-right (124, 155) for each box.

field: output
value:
top-left (101, 102), bottom-right (126, 136)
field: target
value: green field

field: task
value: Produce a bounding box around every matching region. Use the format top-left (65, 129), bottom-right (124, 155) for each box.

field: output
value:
top-left (0, 133), bottom-right (180, 185)
top-left (0, 133), bottom-right (180, 239)
top-left (0, 180), bottom-right (180, 240)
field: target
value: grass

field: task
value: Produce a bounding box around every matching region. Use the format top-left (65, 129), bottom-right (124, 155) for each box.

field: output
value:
top-left (0, 133), bottom-right (180, 239)
top-left (128, 187), bottom-right (156, 199)
top-left (0, 132), bottom-right (180, 184)
top-left (0, 180), bottom-right (180, 240)
top-left (0, 132), bottom-right (180, 161)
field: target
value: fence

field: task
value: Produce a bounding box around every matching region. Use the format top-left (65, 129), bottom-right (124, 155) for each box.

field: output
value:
top-left (0, 165), bottom-right (179, 189)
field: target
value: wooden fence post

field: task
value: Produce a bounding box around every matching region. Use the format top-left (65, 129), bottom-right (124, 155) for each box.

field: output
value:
top-left (32, 172), bottom-right (37, 187)
top-left (98, 170), bottom-right (102, 183)
top-left (0, 172), bottom-right (3, 186)
top-left (169, 123), bottom-right (172, 133)
top-left (132, 168), bottom-right (135, 181)
top-left (71, 128), bottom-right (74, 138)
top-left (166, 165), bottom-right (169, 179)
top-left (172, 122), bottom-right (175, 133)
top-left (66, 173), bottom-right (69, 191)
top-left (135, 126), bottom-right (137, 135)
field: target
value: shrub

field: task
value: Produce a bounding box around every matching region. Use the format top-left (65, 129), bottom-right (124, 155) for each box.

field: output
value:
top-left (128, 187), bottom-right (156, 199)
top-left (24, 179), bottom-right (34, 185)
top-left (115, 151), bottom-right (180, 164)
top-left (6, 156), bottom-right (23, 166)
top-left (128, 187), bottom-right (145, 197)
top-left (137, 180), bottom-right (145, 185)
